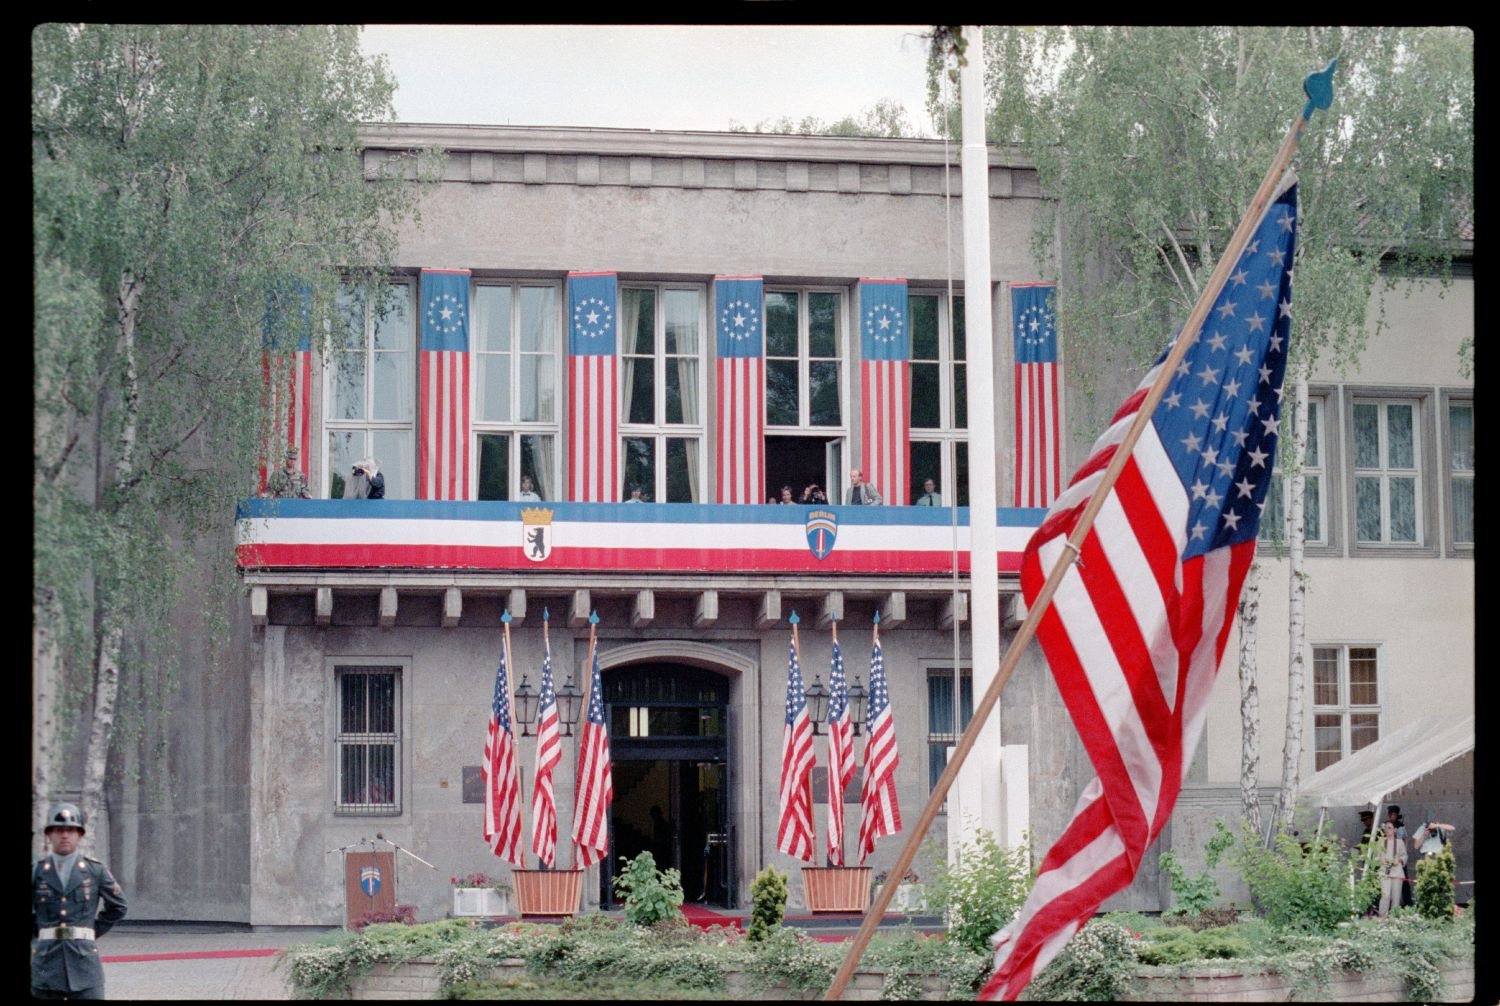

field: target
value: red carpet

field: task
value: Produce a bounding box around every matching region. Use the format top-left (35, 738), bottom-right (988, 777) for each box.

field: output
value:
top-left (102, 948), bottom-right (281, 963)
top-left (678, 903), bottom-right (744, 932)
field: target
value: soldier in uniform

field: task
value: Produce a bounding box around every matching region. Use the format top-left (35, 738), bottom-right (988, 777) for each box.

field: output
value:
top-left (32, 803), bottom-right (127, 999)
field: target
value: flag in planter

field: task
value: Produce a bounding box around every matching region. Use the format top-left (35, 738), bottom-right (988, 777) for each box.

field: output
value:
top-left (825, 629), bottom-right (855, 866)
top-left (857, 614), bottom-right (901, 862)
top-left (983, 177), bottom-right (1299, 1000)
top-left (530, 611), bottom-right (561, 868)
top-left (571, 620), bottom-right (613, 868)
top-left (777, 613), bottom-right (816, 862)
top-left (483, 630), bottom-right (524, 866)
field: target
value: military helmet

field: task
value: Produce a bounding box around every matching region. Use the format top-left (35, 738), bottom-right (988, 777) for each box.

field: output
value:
top-left (45, 802), bottom-right (86, 833)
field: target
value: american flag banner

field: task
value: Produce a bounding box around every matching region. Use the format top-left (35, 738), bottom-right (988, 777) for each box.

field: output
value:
top-left (857, 614), bottom-right (901, 863)
top-left (776, 614), bottom-right (816, 862)
top-left (419, 269), bottom-right (472, 500)
top-left (1013, 283), bottom-right (1063, 508)
top-left (530, 611), bottom-right (562, 868)
top-left (483, 623), bottom-right (525, 866)
top-left (715, 276), bottom-right (766, 503)
top-left (983, 177), bottom-right (1299, 1000)
top-left (858, 280), bottom-right (911, 506)
top-left (567, 272), bottom-right (619, 502)
top-left (825, 629), bottom-right (855, 866)
top-left (258, 283), bottom-right (312, 492)
top-left (570, 620), bottom-right (613, 868)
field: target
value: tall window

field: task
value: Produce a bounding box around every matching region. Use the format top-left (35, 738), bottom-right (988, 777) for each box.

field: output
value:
top-left (908, 293), bottom-right (968, 505)
top-left (326, 281), bottom-right (415, 498)
top-left (1260, 396), bottom-right (1325, 545)
top-left (336, 667), bottom-right (401, 814)
top-left (473, 282), bottom-right (559, 501)
top-left (1312, 646), bottom-right (1379, 770)
top-left (1447, 399), bottom-right (1474, 547)
top-left (1352, 399), bottom-right (1421, 545)
top-left (764, 289), bottom-right (846, 498)
top-left (620, 286), bottom-right (704, 502)
top-left (927, 667), bottom-right (973, 794)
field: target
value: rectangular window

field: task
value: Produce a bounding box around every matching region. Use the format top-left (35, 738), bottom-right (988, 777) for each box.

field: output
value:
top-left (927, 667), bottom-right (973, 794)
top-left (620, 286), bottom-right (705, 502)
top-left (1352, 399), bottom-right (1421, 545)
top-left (326, 281), bottom-right (415, 498)
top-left (1311, 646), bottom-right (1380, 771)
top-left (908, 293), bottom-right (967, 506)
top-left (336, 667), bottom-right (401, 815)
top-left (1260, 396), bottom-right (1325, 545)
top-left (473, 282), bottom-right (560, 501)
top-left (1448, 400), bottom-right (1474, 547)
top-left (764, 289), bottom-right (845, 429)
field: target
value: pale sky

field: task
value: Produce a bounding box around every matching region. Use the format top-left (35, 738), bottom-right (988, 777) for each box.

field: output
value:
top-left (359, 25), bottom-right (939, 135)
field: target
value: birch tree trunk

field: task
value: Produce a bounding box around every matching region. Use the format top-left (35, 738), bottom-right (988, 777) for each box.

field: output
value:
top-left (33, 593), bottom-right (60, 859)
top-left (1276, 374), bottom-right (1310, 828)
top-left (1236, 565), bottom-right (1263, 833)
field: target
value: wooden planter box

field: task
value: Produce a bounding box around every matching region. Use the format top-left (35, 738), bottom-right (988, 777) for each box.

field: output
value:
top-left (511, 868), bottom-right (584, 916)
top-left (801, 866), bottom-right (872, 913)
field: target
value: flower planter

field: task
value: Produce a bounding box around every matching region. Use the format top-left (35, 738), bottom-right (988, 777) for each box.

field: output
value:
top-left (511, 868), bottom-right (584, 916)
top-left (801, 866), bottom-right (872, 913)
top-left (451, 886), bottom-right (510, 918)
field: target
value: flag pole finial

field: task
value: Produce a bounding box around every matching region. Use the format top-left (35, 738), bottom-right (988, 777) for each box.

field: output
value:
top-left (789, 611), bottom-right (800, 625)
top-left (1301, 59), bottom-right (1337, 123)
top-left (543, 607), bottom-right (549, 622)
top-left (588, 610), bottom-right (599, 625)
top-left (502, 609), bottom-right (512, 624)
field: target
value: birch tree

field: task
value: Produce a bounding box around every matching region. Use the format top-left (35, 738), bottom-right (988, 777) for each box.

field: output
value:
top-left (32, 25), bottom-right (426, 860)
top-left (966, 26), bottom-right (1471, 823)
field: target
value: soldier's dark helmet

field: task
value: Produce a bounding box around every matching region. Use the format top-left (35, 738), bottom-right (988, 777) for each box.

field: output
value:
top-left (45, 803), bottom-right (86, 834)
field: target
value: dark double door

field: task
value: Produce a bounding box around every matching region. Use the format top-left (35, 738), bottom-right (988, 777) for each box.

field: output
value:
top-left (600, 663), bottom-right (732, 908)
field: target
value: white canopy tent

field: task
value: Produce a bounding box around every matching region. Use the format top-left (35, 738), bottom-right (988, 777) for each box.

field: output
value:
top-left (1299, 714), bottom-right (1474, 822)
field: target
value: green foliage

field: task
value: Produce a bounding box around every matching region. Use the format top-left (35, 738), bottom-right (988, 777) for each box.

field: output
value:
top-left (926, 830), bottom-right (1035, 954)
top-left (739, 926), bottom-right (838, 991)
top-left (1232, 825), bottom-right (1375, 932)
top-left (1159, 819), bottom-right (1235, 915)
top-left (1135, 925), bottom-right (1252, 965)
top-left (1414, 844), bottom-right (1457, 920)
top-left (1024, 919), bottom-right (1141, 1001)
top-left (747, 865), bottom-right (787, 942)
top-left (863, 929), bottom-right (991, 999)
top-left (612, 850), bottom-right (685, 928)
top-left (730, 98), bottom-right (922, 138)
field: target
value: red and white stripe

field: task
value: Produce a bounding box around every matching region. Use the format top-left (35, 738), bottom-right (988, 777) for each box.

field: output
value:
top-left (982, 389), bottom-right (1252, 1000)
top-left (483, 715), bottom-right (524, 867)
top-left (568, 355), bottom-right (618, 502)
top-left (419, 350), bottom-right (470, 500)
top-left (1014, 358), bottom-right (1062, 507)
top-left (825, 715), bottom-right (854, 866)
top-left (530, 667), bottom-right (561, 868)
top-left (717, 355), bottom-right (765, 504)
top-left (258, 349), bottom-right (312, 491)
top-left (856, 644), bottom-right (901, 863)
top-left (861, 359), bottom-right (910, 506)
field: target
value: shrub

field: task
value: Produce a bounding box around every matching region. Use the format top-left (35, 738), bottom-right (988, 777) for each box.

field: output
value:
top-left (926, 830), bottom-right (1034, 954)
top-left (1134, 925), bottom-right (1252, 965)
top-left (747, 865), bottom-right (787, 942)
top-left (1414, 845), bottom-right (1457, 921)
top-left (612, 850), bottom-right (685, 927)
top-left (350, 903), bottom-right (417, 930)
top-left (1024, 919), bottom-right (1139, 1001)
top-left (1158, 819), bottom-right (1234, 916)
top-left (1231, 825), bottom-right (1375, 932)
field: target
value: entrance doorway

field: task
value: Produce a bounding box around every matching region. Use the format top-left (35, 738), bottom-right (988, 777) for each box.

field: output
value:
top-left (602, 663), bottom-right (732, 907)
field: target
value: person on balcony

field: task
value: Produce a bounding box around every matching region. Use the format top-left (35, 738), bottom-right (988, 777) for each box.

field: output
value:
top-left (265, 447), bottom-right (310, 499)
top-left (845, 469), bottom-right (883, 506)
top-left (517, 475), bottom-right (541, 501)
top-left (915, 478), bottom-right (942, 506)
top-left (800, 483), bottom-right (827, 504)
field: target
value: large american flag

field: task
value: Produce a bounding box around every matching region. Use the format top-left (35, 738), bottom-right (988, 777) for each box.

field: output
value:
top-left (1013, 284), bottom-right (1063, 507)
top-left (858, 280), bottom-right (911, 506)
top-left (570, 629), bottom-right (613, 868)
top-left (715, 276), bottom-right (766, 504)
top-left (419, 269), bottom-right (472, 500)
top-left (824, 632), bottom-right (855, 866)
top-left (857, 617), bottom-right (901, 862)
top-left (776, 617), bottom-right (816, 862)
top-left (530, 614), bottom-right (561, 868)
top-left (483, 630), bottom-right (525, 866)
top-left (567, 273), bottom-right (619, 502)
top-left (258, 283), bottom-right (312, 492)
top-left (983, 178), bottom-right (1299, 1000)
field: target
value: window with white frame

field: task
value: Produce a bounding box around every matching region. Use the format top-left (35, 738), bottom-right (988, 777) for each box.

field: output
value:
top-left (763, 289), bottom-right (847, 499)
top-left (1352, 399), bottom-right (1422, 545)
top-left (927, 667), bottom-right (973, 794)
top-left (908, 293), bottom-right (968, 506)
top-left (1311, 645), bottom-right (1379, 771)
top-left (326, 281), bottom-right (415, 498)
top-left (335, 666), bottom-right (402, 814)
top-left (472, 281), bottom-right (560, 501)
top-left (1447, 399), bottom-right (1473, 547)
top-left (620, 285), bottom-right (704, 502)
top-left (1259, 395), bottom-right (1326, 545)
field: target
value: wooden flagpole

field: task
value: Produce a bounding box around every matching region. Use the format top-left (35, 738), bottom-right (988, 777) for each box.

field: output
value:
top-left (823, 58), bottom-right (1336, 1000)
top-left (568, 612), bottom-right (599, 872)
top-left (501, 610), bottom-right (529, 866)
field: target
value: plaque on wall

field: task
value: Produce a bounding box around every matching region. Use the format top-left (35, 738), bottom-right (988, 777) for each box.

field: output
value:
top-left (462, 765), bottom-right (484, 803)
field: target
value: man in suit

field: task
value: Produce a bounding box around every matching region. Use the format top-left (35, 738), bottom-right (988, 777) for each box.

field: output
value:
top-left (32, 803), bottom-right (127, 999)
top-left (845, 468), bottom-right (884, 506)
top-left (915, 478), bottom-right (942, 506)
